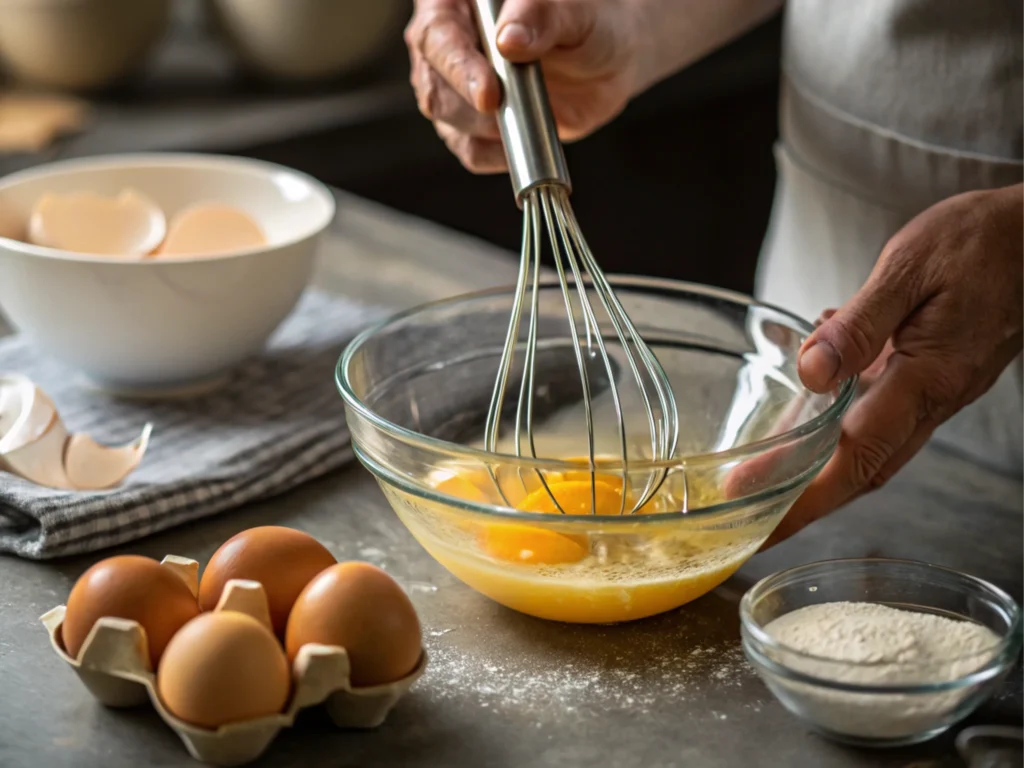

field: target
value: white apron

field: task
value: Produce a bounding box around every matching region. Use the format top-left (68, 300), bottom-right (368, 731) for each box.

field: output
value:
top-left (756, 0), bottom-right (1024, 477)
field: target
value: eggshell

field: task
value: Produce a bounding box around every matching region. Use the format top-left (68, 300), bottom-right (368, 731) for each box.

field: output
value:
top-left (157, 202), bottom-right (265, 257)
top-left (0, 202), bottom-right (24, 241)
top-left (63, 555), bottom-right (200, 669)
top-left (63, 425), bottom-right (152, 491)
top-left (28, 188), bottom-right (165, 256)
top-left (0, 375), bottom-right (151, 490)
top-left (285, 562), bottom-right (422, 687)
top-left (157, 611), bottom-right (291, 729)
top-left (199, 526), bottom-right (337, 636)
top-left (0, 373), bottom-right (58, 454)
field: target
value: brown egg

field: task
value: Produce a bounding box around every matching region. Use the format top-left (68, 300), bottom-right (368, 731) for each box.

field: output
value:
top-left (199, 526), bottom-right (337, 636)
top-left (63, 555), bottom-right (200, 668)
top-left (285, 562), bottom-right (422, 687)
top-left (157, 611), bottom-right (290, 729)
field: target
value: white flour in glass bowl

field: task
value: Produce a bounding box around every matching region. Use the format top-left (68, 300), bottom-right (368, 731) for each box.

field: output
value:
top-left (762, 601), bottom-right (1002, 740)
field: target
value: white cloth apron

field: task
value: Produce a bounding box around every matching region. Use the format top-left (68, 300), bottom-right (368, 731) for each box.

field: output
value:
top-left (756, 0), bottom-right (1024, 477)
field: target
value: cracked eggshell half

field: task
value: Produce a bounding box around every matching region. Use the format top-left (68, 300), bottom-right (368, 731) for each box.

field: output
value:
top-left (0, 374), bottom-right (152, 490)
top-left (0, 373), bottom-right (57, 452)
top-left (64, 423), bottom-right (152, 491)
top-left (156, 202), bottom-right (265, 257)
top-left (0, 201), bottom-right (24, 241)
top-left (0, 373), bottom-right (69, 488)
top-left (28, 188), bottom-right (166, 257)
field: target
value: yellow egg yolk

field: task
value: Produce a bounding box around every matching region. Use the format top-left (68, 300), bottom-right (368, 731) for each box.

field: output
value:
top-left (477, 479), bottom-right (628, 566)
top-left (419, 466), bottom-right (756, 623)
top-left (516, 479), bottom-right (625, 516)
top-left (480, 523), bottom-right (588, 565)
top-left (435, 474), bottom-right (492, 504)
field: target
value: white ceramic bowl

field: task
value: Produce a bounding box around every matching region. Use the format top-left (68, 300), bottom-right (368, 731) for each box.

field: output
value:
top-left (0, 0), bottom-right (171, 90)
top-left (0, 153), bottom-right (335, 396)
top-left (207, 0), bottom-right (408, 81)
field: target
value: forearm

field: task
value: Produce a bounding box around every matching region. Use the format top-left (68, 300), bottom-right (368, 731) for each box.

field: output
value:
top-left (631, 0), bottom-right (784, 95)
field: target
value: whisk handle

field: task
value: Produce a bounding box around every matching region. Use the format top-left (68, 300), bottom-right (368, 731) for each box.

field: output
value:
top-left (473, 0), bottom-right (572, 204)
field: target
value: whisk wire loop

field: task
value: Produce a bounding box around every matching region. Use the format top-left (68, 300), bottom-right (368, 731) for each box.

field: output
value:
top-left (483, 185), bottom-right (679, 516)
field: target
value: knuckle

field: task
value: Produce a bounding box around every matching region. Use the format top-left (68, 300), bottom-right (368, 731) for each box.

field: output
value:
top-left (418, 11), bottom-right (462, 65)
top-left (459, 138), bottom-right (485, 170)
top-left (459, 152), bottom-right (481, 173)
top-left (847, 433), bottom-right (896, 488)
top-left (433, 121), bottom-right (451, 145)
top-left (417, 70), bottom-right (444, 120)
top-left (408, 53), bottom-right (425, 87)
top-left (439, 48), bottom-right (471, 80)
top-left (464, 141), bottom-right (491, 170)
top-left (435, 124), bottom-right (473, 167)
top-left (403, 20), bottom-right (418, 48)
top-left (918, 366), bottom-right (969, 422)
top-left (879, 234), bottom-right (917, 268)
top-left (829, 312), bottom-right (877, 365)
top-left (416, 83), bottom-right (435, 119)
top-left (414, 11), bottom-right (443, 58)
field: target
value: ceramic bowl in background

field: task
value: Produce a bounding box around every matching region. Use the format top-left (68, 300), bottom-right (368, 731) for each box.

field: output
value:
top-left (206, 0), bottom-right (408, 82)
top-left (0, 153), bottom-right (335, 396)
top-left (741, 558), bottom-right (1023, 748)
top-left (0, 0), bottom-right (171, 91)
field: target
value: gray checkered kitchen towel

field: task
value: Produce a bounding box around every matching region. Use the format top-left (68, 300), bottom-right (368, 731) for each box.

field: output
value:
top-left (0, 289), bottom-right (387, 560)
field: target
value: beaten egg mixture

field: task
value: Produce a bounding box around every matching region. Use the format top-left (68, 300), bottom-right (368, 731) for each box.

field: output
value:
top-left (405, 465), bottom-right (762, 623)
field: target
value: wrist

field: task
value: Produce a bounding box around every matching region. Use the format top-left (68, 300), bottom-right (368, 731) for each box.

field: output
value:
top-left (627, 0), bottom-right (785, 97)
top-left (627, 0), bottom-right (663, 97)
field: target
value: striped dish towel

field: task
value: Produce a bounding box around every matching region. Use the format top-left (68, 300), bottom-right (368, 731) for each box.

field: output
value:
top-left (0, 289), bottom-right (387, 559)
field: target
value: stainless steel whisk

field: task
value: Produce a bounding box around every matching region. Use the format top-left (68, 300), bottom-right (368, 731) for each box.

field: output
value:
top-left (474, 0), bottom-right (679, 515)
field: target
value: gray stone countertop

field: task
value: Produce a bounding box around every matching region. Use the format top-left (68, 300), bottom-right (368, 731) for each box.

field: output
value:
top-left (0, 191), bottom-right (1020, 768)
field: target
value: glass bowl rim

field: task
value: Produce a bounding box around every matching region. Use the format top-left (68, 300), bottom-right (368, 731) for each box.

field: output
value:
top-left (336, 275), bottom-right (857, 474)
top-left (739, 557), bottom-right (1023, 693)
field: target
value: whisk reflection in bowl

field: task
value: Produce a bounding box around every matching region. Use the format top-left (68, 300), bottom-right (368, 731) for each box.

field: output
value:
top-left (475, 0), bottom-right (679, 515)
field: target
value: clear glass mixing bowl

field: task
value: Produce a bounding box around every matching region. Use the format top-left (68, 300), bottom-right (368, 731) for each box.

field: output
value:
top-left (337, 277), bottom-right (855, 623)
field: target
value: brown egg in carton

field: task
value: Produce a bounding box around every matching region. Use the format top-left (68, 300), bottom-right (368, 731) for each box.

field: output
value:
top-left (40, 555), bottom-right (427, 767)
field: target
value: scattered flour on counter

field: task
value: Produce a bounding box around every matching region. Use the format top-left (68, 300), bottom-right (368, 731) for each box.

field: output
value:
top-left (761, 602), bottom-right (1003, 740)
top-left (421, 635), bottom-right (755, 716)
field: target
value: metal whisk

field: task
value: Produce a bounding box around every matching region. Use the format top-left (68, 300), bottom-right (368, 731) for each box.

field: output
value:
top-left (474, 0), bottom-right (679, 514)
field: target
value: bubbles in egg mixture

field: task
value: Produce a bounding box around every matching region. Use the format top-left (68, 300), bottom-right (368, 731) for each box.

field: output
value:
top-left (388, 465), bottom-right (776, 621)
top-left (410, 463), bottom-right (767, 587)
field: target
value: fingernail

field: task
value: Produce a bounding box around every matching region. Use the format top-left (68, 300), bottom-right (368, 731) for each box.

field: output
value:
top-left (799, 341), bottom-right (841, 390)
top-left (497, 22), bottom-right (534, 49)
top-left (467, 76), bottom-right (481, 108)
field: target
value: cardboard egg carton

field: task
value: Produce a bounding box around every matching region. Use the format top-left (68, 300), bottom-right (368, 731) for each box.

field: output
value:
top-left (40, 555), bottom-right (427, 767)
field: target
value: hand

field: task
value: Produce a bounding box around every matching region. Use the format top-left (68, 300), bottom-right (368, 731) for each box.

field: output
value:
top-left (404, 0), bottom-right (648, 173)
top-left (764, 183), bottom-right (1024, 546)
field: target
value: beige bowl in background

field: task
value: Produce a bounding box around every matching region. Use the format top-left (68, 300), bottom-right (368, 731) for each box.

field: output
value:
top-left (207, 0), bottom-right (409, 82)
top-left (0, 0), bottom-right (171, 91)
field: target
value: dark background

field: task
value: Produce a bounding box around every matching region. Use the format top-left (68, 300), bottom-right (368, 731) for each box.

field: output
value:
top-left (245, 18), bottom-right (783, 294)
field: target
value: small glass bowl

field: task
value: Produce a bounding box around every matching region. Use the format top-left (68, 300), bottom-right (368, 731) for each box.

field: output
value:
top-left (740, 558), bottom-right (1023, 748)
